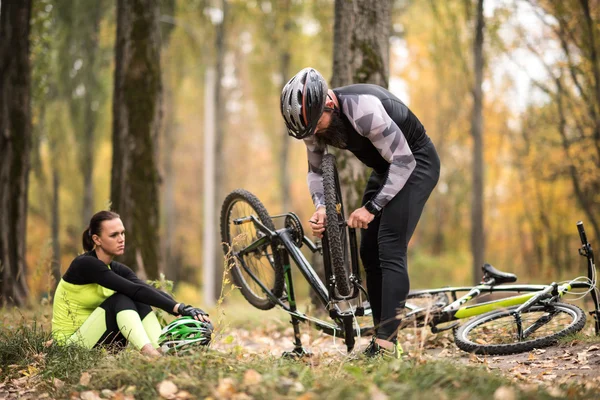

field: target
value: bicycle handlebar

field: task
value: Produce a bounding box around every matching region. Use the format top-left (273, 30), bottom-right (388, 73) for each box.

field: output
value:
top-left (577, 221), bottom-right (588, 246)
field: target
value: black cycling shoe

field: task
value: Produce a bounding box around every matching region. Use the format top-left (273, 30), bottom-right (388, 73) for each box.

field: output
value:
top-left (363, 337), bottom-right (403, 360)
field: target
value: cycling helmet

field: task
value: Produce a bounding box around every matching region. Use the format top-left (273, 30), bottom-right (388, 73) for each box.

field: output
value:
top-left (158, 316), bottom-right (213, 354)
top-left (280, 67), bottom-right (328, 139)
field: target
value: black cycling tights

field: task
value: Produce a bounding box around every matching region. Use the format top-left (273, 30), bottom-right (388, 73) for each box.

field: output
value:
top-left (360, 139), bottom-right (440, 342)
top-left (69, 293), bottom-right (162, 351)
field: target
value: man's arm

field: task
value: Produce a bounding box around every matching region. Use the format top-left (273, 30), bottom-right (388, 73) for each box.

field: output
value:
top-left (304, 135), bottom-right (326, 209)
top-left (342, 94), bottom-right (416, 212)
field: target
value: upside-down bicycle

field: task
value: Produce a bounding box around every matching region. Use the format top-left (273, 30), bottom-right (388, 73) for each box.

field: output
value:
top-left (220, 154), bottom-right (600, 355)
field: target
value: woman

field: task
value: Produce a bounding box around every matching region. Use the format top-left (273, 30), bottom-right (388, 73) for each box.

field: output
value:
top-left (52, 210), bottom-right (210, 356)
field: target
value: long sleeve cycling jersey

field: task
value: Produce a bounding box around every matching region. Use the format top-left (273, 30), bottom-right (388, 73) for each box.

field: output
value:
top-left (52, 250), bottom-right (176, 342)
top-left (304, 84), bottom-right (428, 211)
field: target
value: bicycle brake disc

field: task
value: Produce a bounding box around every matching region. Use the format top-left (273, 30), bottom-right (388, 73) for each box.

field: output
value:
top-left (285, 213), bottom-right (304, 248)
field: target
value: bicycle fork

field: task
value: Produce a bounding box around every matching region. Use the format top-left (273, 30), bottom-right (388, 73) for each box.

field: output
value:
top-left (511, 283), bottom-right (561, 340)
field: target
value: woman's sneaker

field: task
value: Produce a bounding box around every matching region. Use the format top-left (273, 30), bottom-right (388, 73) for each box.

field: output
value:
top-left (363, 337), bottom-right (403, 360)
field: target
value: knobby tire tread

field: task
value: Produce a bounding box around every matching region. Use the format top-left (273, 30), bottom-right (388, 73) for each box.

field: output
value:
top-left (220, 189), bottom-right (284, 310)
top-left (454, 303), bottom-right (586, 355)
top-left (321, 154), bottom-right (351, 296)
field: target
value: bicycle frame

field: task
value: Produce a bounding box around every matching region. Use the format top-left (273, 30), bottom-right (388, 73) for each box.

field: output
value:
top-left (404, 222), bottom-right (600, 336)
top-left (233, 213), bottom-right (371, 354)
top-left (233, 214), bottom-right (600, 354)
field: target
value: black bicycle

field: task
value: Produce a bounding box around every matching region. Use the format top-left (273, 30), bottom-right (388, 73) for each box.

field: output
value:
top-left (221, 154), bottom-right (600, 355)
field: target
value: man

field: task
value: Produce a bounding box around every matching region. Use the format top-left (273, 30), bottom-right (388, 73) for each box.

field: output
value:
top-left (280, 68), bottom-right (440, 358)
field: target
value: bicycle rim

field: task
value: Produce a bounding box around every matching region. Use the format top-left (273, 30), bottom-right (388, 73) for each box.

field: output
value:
top-left (220, 190), bottom-right (283, 309)
top-left (454, 303), bottom-right (586, 355)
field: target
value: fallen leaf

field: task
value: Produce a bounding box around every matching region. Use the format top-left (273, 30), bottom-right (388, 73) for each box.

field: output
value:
top-left (101, 389), bottom-right (115, 398)
top-left (80, 390), bottom-right (102, 400)
top-left (546, 387), bottom-right (565, 398)
top-left (216, 378), bottom-right (237, 399)
top-left (243, 369), bottom-right (262, 386)
top-left (587, 345), bottom-right (600, 352)
top-left (231, 393), bottom-right (252, 400)
top-left (124, 386), bottom-right (136, 395)
top-left (44, 339), bottom-right (53, 348)
top-left (493, 386), bottom-right (516, 400)
top-left (79, 372), bottom-right (92, 387)
top-left (576, 351), bottom-right (588, 364)
top-left (54, 378), bottom-right (65, 389)
top-left (157, 380), bottom-right (178, 399)
top-left (469, 354), bottom-right (485, 363)
top-left (527, 353), bottom-right (535, 361)
top-left (296, 393), bottom-right (316, 400)
top-left (175, 390), bottom-right (193, 399)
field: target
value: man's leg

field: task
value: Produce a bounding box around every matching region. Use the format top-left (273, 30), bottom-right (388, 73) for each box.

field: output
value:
top-left (376, 141), bottom-right (440, 342)
top-left (360, 171), bottom-right (385, 330)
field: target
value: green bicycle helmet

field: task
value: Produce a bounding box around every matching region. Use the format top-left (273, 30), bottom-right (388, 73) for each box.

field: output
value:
top-left (158, 316), bottom-right (213, 354)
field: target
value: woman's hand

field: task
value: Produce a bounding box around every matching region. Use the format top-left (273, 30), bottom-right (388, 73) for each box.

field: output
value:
top-left (175, 303), bottom-right (211, 323)
top-left (308, 206), bottom-right (327, 238)
top-left (347, 207), bottom-right (375, 229)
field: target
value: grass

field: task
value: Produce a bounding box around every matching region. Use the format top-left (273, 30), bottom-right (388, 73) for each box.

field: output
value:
top-left (1, 305), bottom-right (600, 400)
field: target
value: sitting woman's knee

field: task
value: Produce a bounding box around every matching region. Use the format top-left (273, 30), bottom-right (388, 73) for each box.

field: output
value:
top-left (100, 293), bottom-right (136, 313)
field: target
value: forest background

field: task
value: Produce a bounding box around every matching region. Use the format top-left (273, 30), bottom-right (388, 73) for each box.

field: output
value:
top-left (1, 0), bottom-right (599, 308)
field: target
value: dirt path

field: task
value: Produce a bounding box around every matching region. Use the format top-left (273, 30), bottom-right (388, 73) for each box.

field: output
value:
top-left (212, 326), bottom-right (600, 388)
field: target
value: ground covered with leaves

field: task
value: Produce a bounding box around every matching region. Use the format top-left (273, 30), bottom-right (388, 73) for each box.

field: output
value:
top-left (1, 301), bottom-right (599, 399)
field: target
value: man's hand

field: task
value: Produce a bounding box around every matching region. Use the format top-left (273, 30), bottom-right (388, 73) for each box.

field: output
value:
top-left (176, 303), bottom-right (211, 323)
top-left (347, 207), bottom-right (375, 229)
top-left (308, 206), bottom-right (327, 238)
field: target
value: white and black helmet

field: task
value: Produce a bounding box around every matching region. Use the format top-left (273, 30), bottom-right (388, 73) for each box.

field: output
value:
top-left (280, 67), bottom-right (328, 139)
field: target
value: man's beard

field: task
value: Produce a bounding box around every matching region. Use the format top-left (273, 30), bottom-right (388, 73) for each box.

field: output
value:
top-left (314, 110), bottom-right (350, 149)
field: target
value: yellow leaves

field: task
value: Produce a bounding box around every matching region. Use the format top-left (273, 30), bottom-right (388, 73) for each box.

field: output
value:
top-left (79, 372), bottom-right (92, 386)
top-left (157, 380), bottom-right (178, 399)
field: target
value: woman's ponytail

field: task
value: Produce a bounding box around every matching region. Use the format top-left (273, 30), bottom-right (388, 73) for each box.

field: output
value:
top-left (82, 226), bottom-right (94, 252)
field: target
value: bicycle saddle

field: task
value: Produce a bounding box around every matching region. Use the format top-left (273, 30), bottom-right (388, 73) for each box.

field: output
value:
top-left (481, 263), bottom-right (517, 284)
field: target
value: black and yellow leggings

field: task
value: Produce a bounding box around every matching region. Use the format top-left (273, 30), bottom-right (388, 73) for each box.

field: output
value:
top-left (67, 293), bottom-right (162, 350)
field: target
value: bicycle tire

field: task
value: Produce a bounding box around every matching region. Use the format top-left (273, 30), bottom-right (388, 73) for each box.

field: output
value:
top-left (454, 303), bottom-right (586, 355)
top-left (321, 154), bottom-right (351, 296)
top-left (220, 189), bottom-right (284, 310)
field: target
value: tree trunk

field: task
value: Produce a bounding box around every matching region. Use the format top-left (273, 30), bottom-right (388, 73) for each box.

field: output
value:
top-left (80, 1), bottom-right (103, 226)
top-left (470, 0), bottom-right (485, 285)
top-left (279, 0), bottom-right (292, 213)
top-left (51, 167), bottom-right (61, 293)
top-left (309, 0), bottom-right (391, 308)
top-left (162, 84), bottom-right (178, 282)
top-left (111, 0), bottom-right (162, 279)
top-left (331, 0), bottom-right (391, 209)
top-left (212, 0), bottom-right (228, 301)
top-left (0, 0), bottom-right (32, 307)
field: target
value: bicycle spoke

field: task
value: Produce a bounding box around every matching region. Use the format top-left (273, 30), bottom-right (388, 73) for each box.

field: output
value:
top-left (228, 201), bottom-right (276, 300)
top-left (466, 308), bottom-right (576, 345)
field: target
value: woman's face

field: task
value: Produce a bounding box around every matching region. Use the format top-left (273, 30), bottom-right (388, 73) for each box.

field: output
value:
top-left (93, 218), bottom-right (126, 257)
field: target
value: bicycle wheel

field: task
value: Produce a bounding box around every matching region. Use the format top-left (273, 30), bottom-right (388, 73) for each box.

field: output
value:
top-left (321, 154), bottom-right (351, 296)
top-left (220, 189), bottom-right (284, 310)
top-left (454, 303), bottom-right (586, 355)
